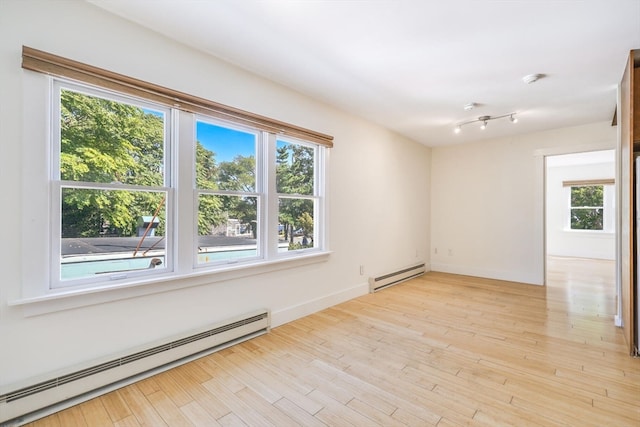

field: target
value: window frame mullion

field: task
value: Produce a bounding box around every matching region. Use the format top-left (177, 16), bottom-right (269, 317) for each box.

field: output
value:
top-left (265, 132), bottom-right (279, 259)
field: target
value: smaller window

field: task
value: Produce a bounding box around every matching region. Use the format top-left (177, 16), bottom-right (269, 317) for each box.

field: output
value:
top-left (276, 139), bottom-right (318, 252)
top-left (570, 185), bottom-right (603, 230)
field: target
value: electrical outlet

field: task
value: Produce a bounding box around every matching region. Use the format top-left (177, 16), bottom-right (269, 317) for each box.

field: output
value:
top-left (434, 248), bottom-right (438, 254)
top-left (359, 265), bottom-right (364, 275)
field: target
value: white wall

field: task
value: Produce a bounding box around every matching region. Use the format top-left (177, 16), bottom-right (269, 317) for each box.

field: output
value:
top-left (0, 0), bottom-right (430, 387)
top-left (430, 122), bottom-right (616, 285)
top-left (546, 151), bottom-right (615, 260)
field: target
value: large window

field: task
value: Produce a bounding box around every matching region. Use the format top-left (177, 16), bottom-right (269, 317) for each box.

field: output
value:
top-left (23, 47), bottom-right (332, 295)
top-left (49, 83), bottom-right (328, 291)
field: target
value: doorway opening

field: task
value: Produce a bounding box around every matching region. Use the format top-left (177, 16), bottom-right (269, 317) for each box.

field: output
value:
top-left (544, 150), bottom-right (616, 313)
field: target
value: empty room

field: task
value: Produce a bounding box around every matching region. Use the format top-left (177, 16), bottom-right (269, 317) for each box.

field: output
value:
top-left (1, 1), bottom-right (639, 426)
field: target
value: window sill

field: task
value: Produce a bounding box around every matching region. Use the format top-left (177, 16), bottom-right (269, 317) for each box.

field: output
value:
top-left (561, 229), bottom-right (615, 236)
top-left (10, 251), bottom-right (331, 317)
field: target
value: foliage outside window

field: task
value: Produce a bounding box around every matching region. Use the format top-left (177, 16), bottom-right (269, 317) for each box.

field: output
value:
top-left (277, 140), bottom-right (317, 251)
top-left (570, 185), bottom-right (603, 230)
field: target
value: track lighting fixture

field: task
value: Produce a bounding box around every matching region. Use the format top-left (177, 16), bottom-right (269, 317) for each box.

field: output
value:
top-left (454, 112), bottom-right (518, 134)
top-left (479, 116), bottom-right (489, 130)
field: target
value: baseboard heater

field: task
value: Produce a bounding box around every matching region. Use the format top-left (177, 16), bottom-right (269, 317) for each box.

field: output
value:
top-left (0, 310), bottom-right (270, 426)
top-left (369, 263), bottom-right (426, 293)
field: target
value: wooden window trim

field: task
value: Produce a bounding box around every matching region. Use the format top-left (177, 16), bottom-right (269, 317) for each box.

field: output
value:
top-left (562, 179), bottom-right (615, 187)
top-left (21, 46), bottom-right (334, 147)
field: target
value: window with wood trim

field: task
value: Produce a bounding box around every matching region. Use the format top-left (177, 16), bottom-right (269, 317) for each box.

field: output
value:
top-left (22, 46), bottom-right (332, 293)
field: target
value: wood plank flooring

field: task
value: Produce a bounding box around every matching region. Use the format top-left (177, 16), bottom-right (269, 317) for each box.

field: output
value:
top-left (26, 257), bottom-right (639, 426)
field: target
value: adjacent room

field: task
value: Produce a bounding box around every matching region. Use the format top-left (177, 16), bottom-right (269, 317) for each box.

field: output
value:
top-left (1, 1), bottom-right (639, 426)
top-left (545, 150), bottom-right (617, 304)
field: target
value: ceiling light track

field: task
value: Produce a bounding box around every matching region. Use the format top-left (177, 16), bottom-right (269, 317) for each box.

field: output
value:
top-left (454, 113), bottom-right (517, 134)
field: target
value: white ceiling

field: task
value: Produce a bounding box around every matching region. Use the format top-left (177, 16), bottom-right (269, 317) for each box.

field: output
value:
top-left (89, 0), bottom-right (640, 147)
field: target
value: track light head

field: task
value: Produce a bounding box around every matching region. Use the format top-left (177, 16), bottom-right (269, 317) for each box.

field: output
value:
top-left (478, 115), bottom-right (489, 130)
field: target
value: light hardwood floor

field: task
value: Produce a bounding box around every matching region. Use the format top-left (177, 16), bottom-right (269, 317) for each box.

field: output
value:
top-left (26, 257), bottom-right (639, 426)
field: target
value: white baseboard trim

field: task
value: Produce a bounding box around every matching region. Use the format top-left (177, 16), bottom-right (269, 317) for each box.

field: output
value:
top-left (614, 314), bottom-right (623, 327)
top-left (270, 282), bottom-right (369, 328)
top-left (430, 263), bottom-right (542, 286)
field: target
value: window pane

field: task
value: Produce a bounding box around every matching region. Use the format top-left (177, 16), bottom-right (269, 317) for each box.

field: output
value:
top-left (196, 121), bottom-right (256, 191)
top-left (61, 188), bottom-right (167, 280)
top-left (276, 140), bottom-right (314, 195)
top-left (197, 194), bottom-right (258, 263)
top-left (60, 89), bottom-right (165, 185)
top-left (571, 208), bottom-right (603, 230)
top-left (570, 185), bottom-right (603, 207)
top-left (278, 198), bottom-right (315, 251)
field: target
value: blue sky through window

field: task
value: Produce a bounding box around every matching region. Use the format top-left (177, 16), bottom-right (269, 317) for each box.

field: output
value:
top-left (277, 140), bottom-right (294, 164)
top-left (196, 121), bottom-right (255, 163)
top-left (142, 108), bottom-right (164, 118)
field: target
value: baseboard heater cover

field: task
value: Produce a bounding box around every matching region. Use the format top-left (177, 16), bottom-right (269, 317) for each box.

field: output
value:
top-left (369, 263), bottom-right (426, 293)
top-left (0, 310), bottom-right (270, 425)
